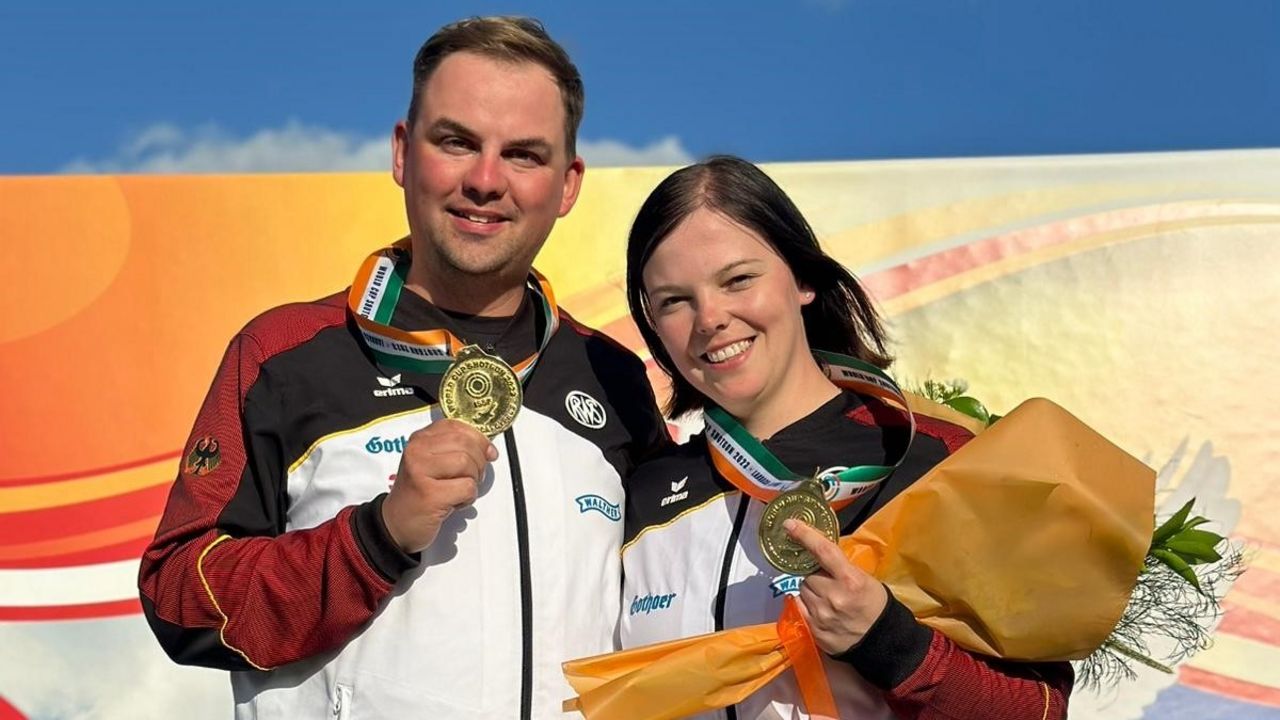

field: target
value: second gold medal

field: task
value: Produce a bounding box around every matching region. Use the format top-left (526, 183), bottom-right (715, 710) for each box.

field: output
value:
top-left (758, 479), bottom-right (840, 575)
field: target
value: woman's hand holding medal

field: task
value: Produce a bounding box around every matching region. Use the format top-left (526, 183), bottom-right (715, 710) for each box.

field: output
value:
top-left (382, 419), bottom-right (498, 554)
top-left (783, 518), bottom-right (889, 655)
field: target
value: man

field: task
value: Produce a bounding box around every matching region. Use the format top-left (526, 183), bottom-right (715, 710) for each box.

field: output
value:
top-left (139, 17), bottom-right (667, 719)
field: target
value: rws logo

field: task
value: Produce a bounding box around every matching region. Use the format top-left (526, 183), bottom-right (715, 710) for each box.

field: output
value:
top-left (575, 494), bottom-right (621, 521)
top-left (565, 390), bottom-right (606, 429)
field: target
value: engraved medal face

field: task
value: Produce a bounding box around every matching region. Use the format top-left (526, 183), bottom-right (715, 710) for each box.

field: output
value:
top-left (758, 480), bottom-right (840, 575)
top-left (439, 345), bottom-right (522, 436)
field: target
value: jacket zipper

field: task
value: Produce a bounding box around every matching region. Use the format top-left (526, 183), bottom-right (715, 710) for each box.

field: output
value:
top-left (504, 428), bottom-right (534, 720)
top-left (713, 493), bottom-right (750, 720)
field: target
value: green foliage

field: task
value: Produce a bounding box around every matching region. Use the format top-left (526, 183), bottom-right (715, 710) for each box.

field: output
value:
top-left (1148, 499), bottom-right (1228, 592)
top-left (911, 378), bottom-right (1001, 425)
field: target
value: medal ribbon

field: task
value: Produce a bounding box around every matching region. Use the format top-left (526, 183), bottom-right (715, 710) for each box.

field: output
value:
top-left (347, 239), bottom-right (558, 380)
top-left (704, 350), bottom-right (915, 508)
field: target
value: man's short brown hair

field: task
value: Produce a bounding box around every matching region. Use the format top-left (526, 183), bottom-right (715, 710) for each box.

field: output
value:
top-left (406, 16), bottom-right (585, 157)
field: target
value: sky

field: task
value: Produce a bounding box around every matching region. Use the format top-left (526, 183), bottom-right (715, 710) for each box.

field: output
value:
top-left (0, 0), bottom-right (1277, 175)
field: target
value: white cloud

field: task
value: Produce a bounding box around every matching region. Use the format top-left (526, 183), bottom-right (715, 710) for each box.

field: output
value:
top-left (62, 122), bottom-right (691, 174)
top-left (578, 135), bottom-right (693, 168)
top-left (0, 616), bottom-right (230, 720)
top-left (62, 121), bottom-right (390, 174)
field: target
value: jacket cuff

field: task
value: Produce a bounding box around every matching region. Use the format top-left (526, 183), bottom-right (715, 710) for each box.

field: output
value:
top-left (351, 494), bottom-right (420, 583)
top-left (831, 589), bottom-right (933, 689)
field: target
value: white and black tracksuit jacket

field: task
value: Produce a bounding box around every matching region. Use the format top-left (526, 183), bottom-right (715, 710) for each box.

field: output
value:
top-left (140, 285), bottom-right (668, 720)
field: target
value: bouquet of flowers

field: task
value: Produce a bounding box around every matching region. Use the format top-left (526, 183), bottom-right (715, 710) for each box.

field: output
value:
top-left (920, 380), bottom-right (1246, 688)
top-left (562, 385), bottom-right (1245, 719)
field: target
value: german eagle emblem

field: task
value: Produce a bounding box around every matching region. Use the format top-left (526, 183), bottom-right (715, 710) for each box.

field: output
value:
top-left (184, 436), bottom-right (222, 476)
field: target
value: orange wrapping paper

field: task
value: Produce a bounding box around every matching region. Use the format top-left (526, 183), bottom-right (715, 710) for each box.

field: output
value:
top-left (563, 398), bottom-right (1154, 719)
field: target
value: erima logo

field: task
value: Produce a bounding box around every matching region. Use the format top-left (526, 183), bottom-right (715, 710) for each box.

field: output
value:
top-left (365, 435), bottom-right (408, 454)
top-left (373, 373), bottom-right (414, 398)
top-left (575, 494), bottom-right (621, 521)
top-left (660, 476), bottom-right (689, 507)
top-left (770, 574), bottom-right (802, 598)
top-left (565, 390), bottom-right (607, 429)
top-left (629, 592), bottom-right (677, 616)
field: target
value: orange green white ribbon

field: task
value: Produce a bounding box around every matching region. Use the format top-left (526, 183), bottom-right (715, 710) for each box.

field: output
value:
top-left (347, 239), bottom-right (558, 379)
top-left (703, 351), bottom-right (916, 507)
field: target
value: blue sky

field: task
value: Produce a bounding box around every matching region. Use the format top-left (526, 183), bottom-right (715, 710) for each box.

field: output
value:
top-left (1, 0), bottom-right (1276, 174)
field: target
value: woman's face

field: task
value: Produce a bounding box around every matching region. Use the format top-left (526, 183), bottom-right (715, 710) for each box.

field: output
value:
top-left (642, 207), bottom-right (814, 417)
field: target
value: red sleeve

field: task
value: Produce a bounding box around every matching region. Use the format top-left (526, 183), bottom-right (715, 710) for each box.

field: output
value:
top-left (837, 594), bottom-right (1072, 720)
top-left (138, 324), bottom-right (398, 671)
top-left (885, 630), bottom-right (1072, 720)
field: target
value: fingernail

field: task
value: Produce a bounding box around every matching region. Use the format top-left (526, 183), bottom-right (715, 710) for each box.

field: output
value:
top-left (783, 519), bottom-right (797, 532)
top-left (486, 445), bottom-right (498, 461)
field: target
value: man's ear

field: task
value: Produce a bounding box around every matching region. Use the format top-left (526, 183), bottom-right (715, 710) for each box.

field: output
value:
top-left (558, 155), bottom-right (586, 217)
top-left (392, 121), bottom-right (410, 188)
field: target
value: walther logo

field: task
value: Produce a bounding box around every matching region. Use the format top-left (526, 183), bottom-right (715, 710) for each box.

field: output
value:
top-left (575, 494), bottom-right (621, 521)
top-left (770, 574), bottom-right (802, 598)
top-left (365, 435), bottom-right (408, 454)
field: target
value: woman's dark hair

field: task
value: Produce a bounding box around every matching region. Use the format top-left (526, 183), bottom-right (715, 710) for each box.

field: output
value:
top-left (625, 155), bottom-right (893, 418)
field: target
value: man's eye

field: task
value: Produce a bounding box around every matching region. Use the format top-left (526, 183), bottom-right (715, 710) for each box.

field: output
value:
top-left (440, 137), bottom-right (473, 152)
top-left (507, 149), bottom-right (545, 166)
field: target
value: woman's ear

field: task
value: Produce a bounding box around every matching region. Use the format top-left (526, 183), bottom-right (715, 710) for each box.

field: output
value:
top-left (799, 285), bottom-right (816, 306)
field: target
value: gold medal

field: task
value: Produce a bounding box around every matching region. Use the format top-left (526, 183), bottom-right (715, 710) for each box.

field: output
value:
top-left (439, 345), bottom-right (522, 436)
top-left (758, 479), bottom-right (840, 575)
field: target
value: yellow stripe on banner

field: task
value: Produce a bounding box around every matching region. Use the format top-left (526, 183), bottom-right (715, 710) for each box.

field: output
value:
top-left (0, 459), bottom-right (174, 513)
top-left (1247, 544), bottom-right (1280, 575)
top-left (1226, 591), bottom-right (1280, 619)
top-left (1184, 633), bottom-right (1280, 690)
top-left (882, 214), bottom-right (1280, 317)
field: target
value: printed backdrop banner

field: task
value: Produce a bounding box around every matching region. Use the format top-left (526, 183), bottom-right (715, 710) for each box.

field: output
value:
top-left (0, 150), bottom-right (1277, 719)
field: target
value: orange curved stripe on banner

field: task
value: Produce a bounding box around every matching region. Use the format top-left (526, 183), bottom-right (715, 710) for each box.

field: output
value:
top-left (0, 482), bottom-right (171, 545)
top-left (0, 456), bottom-right (174, 513)
top-left (0, 598), bottom-right (141, 622)
top-left (1219, 605), bottom-right (1280, 646)
top-left (0, 538), bottom-right (152, 570)
top-left (1179, 666), bottom-right (1280, 708)
top-left (0, 516), bottom-right (159, 562)
top-left (0, 451), bottom-right (180, 487)
top-left (870, 205), bottom-right (1280, 315)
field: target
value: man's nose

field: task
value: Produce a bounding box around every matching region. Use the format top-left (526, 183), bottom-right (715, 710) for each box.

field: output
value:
top-left (462, 152), bottom-right (507, 202)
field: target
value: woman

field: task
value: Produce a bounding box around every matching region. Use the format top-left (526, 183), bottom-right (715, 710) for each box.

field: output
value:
top-left (619, 156), bottom-right (1073, 719)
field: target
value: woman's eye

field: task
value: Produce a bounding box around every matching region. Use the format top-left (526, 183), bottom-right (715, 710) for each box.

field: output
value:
top-left (726, 274), bottom-right (756, 288)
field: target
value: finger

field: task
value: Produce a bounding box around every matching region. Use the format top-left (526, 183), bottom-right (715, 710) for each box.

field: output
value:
top-left (434, 476), bottom-right (480, 508)
top-left (428, 421), bottom-right (498, 462)
top-left (784, 519), bottom-right (855, 580)
top-left (434, 450), bottom-right (487, 482)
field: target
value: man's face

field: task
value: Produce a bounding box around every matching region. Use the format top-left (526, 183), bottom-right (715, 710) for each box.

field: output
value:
top-left (393, 52), bottom-right (584, 289)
